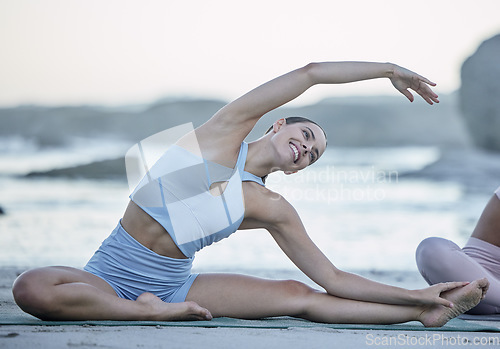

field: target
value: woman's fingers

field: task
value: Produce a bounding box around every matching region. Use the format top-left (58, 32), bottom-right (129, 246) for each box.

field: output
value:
top-left (400, 88), bottom-right (414, 102)
top-left (417, 74), bottom-right (436, 87)
top-left (437, 297), bottom-right (454, 308)
top-left (392, 69), bottom-right (439, 105)
top-left (413, 81), bottom-right (440, 105)
top-left (414, 89), bottom-right (433, 105)
top-left (441, 281), bottom-right (470, 291)
top-left (433, 282), bottom-right (468, 308)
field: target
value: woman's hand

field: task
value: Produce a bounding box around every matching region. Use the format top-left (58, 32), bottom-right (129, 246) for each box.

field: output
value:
top-left (413, 282), bottom-right (470, 307)
top-left (389, 65), bottom-right (440, 105)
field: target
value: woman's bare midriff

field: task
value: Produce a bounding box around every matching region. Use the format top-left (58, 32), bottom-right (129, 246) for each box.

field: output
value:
top-left (121, 201), bottom-right (188, 259)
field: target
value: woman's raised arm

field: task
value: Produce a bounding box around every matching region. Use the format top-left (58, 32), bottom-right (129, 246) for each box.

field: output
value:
top-left (212, 62), bottom-right (439, 133)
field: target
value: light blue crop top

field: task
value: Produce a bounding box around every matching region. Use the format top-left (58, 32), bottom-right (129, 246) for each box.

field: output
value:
top-left (130, 142), bottom-right (264, 258)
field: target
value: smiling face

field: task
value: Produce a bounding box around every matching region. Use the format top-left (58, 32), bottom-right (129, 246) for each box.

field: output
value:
top-left (270, 119), bottom-right (327, 174)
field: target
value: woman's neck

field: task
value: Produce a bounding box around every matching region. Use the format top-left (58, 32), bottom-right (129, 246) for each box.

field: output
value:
top-left (245, 136), bottom-right (279, 177)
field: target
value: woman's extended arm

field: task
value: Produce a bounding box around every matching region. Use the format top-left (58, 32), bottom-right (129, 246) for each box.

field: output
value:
top-left (308, 62), bottom-right (439, 105)
top-left (253, 191), bottom-right (464, 308)
top-left (214, 62), bottom-right (439, 128)
top-left (199, 62), bottom-right (438, 149)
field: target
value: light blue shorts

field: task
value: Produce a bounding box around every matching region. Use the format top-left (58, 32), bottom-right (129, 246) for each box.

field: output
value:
top-left (84, 221), bottom-right (198, 303)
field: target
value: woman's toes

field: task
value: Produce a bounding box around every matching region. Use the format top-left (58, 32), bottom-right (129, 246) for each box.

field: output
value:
top-left (184, 301), bottom-right (212, 320)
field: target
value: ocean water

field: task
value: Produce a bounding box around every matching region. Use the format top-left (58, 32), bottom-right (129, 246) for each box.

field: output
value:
top-left (0, 138), bottom-right (494, 275)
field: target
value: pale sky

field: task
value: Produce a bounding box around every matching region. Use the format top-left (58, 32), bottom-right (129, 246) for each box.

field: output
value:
top-left (1, 0), bottom-right (499, 107)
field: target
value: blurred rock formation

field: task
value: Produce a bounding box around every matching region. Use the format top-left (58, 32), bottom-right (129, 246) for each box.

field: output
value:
top-left (460, 33), bottom-right (500, 152)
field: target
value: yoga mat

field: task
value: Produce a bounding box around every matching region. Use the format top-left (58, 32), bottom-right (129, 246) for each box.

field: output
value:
top-left (459, 314), bottom-right (500, 321)
top-left (2, 312), bottom-right (499, 332)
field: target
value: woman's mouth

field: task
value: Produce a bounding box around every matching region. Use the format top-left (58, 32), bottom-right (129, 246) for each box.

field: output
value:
top-left (290, 142), bottom-right (300, 163)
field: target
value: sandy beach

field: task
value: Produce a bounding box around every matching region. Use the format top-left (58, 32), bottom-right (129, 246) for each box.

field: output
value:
top-left (2, 267), bottom-right (500, 349)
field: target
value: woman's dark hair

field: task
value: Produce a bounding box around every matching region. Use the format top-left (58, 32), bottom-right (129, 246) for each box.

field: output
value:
top-left (264, 116), bottom-right (327, 139)
top-left (261, 116), bottom-right (327, 184)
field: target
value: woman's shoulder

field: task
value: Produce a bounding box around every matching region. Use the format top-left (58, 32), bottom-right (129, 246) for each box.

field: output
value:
top-left (193, 106), bottom-right (258, 150)
top-left (242, 182), bottom-right (298, 229)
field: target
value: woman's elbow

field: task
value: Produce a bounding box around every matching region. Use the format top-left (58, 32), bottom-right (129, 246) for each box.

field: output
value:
top-left (301, 62), bottom-right (320, 86)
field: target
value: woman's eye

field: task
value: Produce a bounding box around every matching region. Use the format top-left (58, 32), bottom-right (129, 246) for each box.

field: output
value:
top-left (303, 130), bottom-right (309, 139)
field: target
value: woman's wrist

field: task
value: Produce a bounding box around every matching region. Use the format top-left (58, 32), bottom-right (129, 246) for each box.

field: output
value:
top-left (383, 62), bottom-right (396, 79)
top-left (406, 288), bottom-right (424, 305)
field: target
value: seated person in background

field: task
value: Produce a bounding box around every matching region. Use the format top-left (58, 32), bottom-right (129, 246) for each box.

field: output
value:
top-left (417, 187), bottom-right (500, 314)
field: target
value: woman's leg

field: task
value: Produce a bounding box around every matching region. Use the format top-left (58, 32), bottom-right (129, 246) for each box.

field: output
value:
top-left (185, 273), bottom-right (485, 327)
top-left (416, 193), bottom-right (500, 314)
top-left (416, 237), bottom-right (500, 314)
top-left (416, 238), bottom-right (496, 287)
top-left (12, 266), bottom-right (211, 321)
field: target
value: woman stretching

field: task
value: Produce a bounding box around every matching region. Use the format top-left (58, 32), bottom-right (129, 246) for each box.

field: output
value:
top-left (12, 61), bottom-right (488, 327)
top-left (417, 187), bottom-right (500, 314)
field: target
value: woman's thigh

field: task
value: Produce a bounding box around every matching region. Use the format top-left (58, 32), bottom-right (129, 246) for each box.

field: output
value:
top-left (416, 238), bottom-right (495, 286)
top-left (14, 266), bottom-right (117, 297)
top-left (185, 273), bottom-right (318, 319)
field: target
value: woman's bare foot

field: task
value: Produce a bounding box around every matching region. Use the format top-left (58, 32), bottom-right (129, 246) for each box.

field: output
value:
top-left (136, 292), bottom-right (212, 321)
top-left (419, 278), bottom-right (489, 327)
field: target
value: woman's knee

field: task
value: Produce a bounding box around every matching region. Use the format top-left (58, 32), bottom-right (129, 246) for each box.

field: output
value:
top-left (416, 237), bottom-right (459, 266)
top-left (416, 237), bottom-right (464, 284)
top-left (12, 267), bottom-right (60, 315)
top-left (279, 280), bottom-right (318, 314)
top-left (282, 280), bottom-right (316, 297)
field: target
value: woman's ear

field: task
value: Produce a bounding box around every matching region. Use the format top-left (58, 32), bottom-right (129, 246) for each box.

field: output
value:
top-left (272, 118), bottom-right (286, 133)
